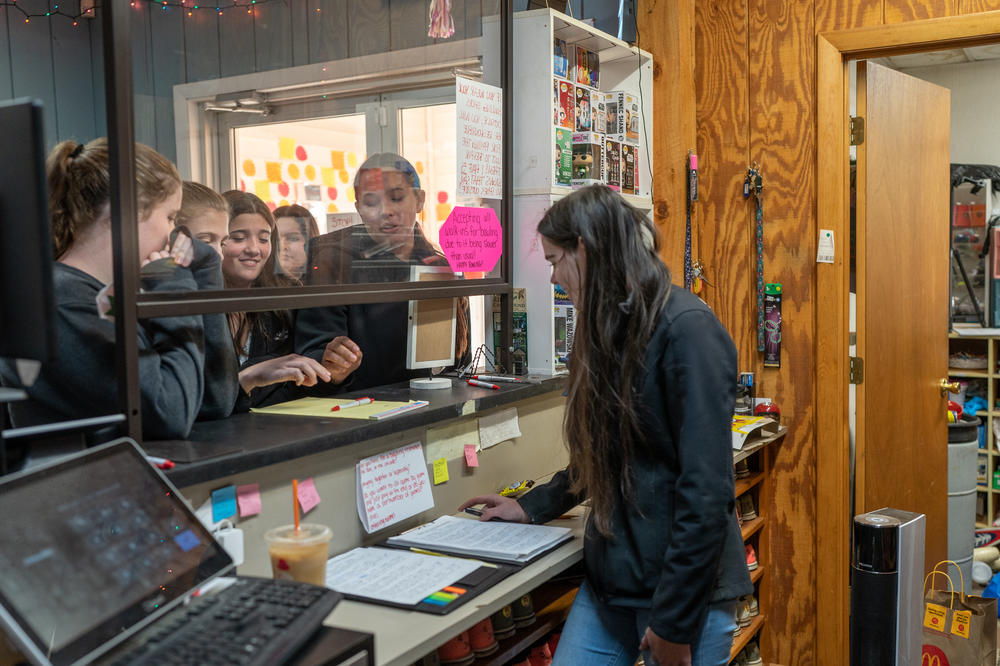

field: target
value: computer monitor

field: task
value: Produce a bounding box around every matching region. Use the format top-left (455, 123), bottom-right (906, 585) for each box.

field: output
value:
top-left (0, 98), bottom-right (56, 364)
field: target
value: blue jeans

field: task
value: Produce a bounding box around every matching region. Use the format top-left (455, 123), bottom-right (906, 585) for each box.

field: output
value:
top-left (552, 582), bottom-right (737, 666)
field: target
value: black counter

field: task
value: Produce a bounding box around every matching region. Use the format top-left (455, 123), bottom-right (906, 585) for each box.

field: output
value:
top-left (144, 376), bottom-right (566, 487)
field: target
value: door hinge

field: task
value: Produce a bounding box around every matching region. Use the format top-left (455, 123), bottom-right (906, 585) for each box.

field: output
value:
top-left (849, 356), bottom-right (864, 384)
top-left (850, 116), bottom-right (865, 146)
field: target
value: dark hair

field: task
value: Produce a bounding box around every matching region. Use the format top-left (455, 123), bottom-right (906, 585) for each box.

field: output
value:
top-left (272, 204), bottom-right (320, 240)
top-left (537, 185), bottom-right (672, 537)
top-left (47, 138), bottom-right (181, 259)
top-left (221, 190), bottom-right (296, 358)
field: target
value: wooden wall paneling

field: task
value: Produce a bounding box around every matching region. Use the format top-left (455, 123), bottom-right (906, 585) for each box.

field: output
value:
top-left (290, 1), bottom-right (309, 67)
top-left (89, 11), bottom-right (106, 140)
top-left (9, 0), bottom-right (58, 143)
top-left (815, 33), bottom-right (851, 666)
top-left (747, 3), bottom-right (817, 664)
top-left (183, 9), bottom-right (221, 82)
top-left (693, 0), bottom-right (752, 364)
top-left (307, 0), bottom-right (349, 64)
top-left (150, 7), bottom-right (185, 163)
top-left (962, 0), bottom-right (1000, 11)
top-left (51, 2), bottom-right (99, 144)
top-left (0, 4), bottom-right (13, 99)
top-left (390, 0), bottom-right (434, 51)
top-left (815, 0), bottom-right (882, 32)
top-left (348, 0), bottom-right (390, 58)
top-left (639, 0), bottom-right (695, 276)
top-left (220, 6), bottom-right (256, 77)
top-left (131, 2), bottom-right (157, 149)
top-left (884, 0), bottom-right (960, 23)
top-left (254, 0), bottom-right (293, 72)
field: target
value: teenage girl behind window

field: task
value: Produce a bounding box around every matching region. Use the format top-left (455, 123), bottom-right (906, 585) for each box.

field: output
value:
top-left (0, 139), bottom-right (238, 439)
top-left (220, 190), bottom-right (331, 409)
top-left (273, 204), bottom-right (320, 281)
top-left (176, 181), bottom-right (230, 256)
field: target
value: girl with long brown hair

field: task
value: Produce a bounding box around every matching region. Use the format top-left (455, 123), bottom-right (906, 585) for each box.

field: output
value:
top-left (461, 186), bottom-right (750, 666)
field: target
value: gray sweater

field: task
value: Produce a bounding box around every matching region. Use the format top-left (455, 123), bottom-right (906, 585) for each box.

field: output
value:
top-left (0, 241), bottom-right (238, 439)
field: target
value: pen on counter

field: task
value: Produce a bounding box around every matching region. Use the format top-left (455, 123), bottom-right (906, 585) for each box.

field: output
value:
top-left (369, 400), bottom-right (429, 420)
top-left (464, 507), bottom-right (483, 516)
top-left (473, 375), bottom-right (522, 383)
top-left (331, 397), bottom-right (373, 412)
top-left (145, 456), bottom-right (175, 470)
top-left (467, 379), bottom-right (500, 390)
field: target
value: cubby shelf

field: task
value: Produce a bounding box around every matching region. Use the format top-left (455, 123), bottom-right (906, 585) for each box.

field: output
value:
top-left (730, 615), bottom-right (765, 662)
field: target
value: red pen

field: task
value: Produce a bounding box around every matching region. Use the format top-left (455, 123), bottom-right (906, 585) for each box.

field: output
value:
top-left (145, 456), bottom-right (175, 470)
top-left (467, 379), bottom-right (500, 390)
top-left (332, 397), bottom-right (373, 411)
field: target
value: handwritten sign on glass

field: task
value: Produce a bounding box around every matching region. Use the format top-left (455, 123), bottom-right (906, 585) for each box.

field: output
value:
top-left (456, 77), bottom-right (503, 200)
top-left (439, 206), bottom-right (502, 273)
top-left (356, 442), bottom-right (434, 533)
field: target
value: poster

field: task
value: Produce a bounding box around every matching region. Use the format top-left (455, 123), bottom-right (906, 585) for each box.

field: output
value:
top-left (456, 77), bottom-right (503, 200)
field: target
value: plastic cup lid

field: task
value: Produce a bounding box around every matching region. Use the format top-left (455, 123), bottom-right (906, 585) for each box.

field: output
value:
top-left (264, 523), bottom-right (332, 546)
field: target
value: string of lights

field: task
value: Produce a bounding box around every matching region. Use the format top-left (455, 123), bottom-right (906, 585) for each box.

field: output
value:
top-left (0, 0), bottom-right (294, 26)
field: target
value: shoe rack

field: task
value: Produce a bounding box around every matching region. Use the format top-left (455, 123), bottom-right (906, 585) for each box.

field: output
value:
top-left (947, 331), bottom-right (999, 527)
top-left (729, 426), bottom-right (786, 664)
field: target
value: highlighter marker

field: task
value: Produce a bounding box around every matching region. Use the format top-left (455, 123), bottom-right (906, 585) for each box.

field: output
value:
top-left (467, 379), bottom-right (500, 390)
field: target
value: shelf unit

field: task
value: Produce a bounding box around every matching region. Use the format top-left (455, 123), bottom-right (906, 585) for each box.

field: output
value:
top-left (729, 426), bottom-right (786, 665)
top-left (949, 330), bottom-right (999, 527)
top-left (485, 8), bottom-right (654, 375)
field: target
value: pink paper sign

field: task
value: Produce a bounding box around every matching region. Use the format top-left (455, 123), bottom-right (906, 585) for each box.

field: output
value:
top-left (464, 444), bottom-right (479, 468)
top-left (236, 483), bottom-right (262, 517)
top-left (297, 477), bottom-right (321, 514)
top-left (439, 206), bottom-right (502, 273)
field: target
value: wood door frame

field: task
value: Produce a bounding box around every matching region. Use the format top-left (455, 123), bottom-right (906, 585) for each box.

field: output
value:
top-left (817, 12), bottom-right (1000, 665)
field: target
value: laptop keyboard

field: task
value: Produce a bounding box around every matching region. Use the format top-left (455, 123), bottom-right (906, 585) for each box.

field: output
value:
top-left (104, 577), bottom-right (342, 666)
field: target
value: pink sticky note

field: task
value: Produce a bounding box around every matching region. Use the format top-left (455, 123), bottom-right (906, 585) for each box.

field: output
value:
top-left (297, 477), bottom-right (321, 514)
top-left (464, 444), bottom-right (479, 468)
top-left (439, 207), bottom-right (503, 273)
top-left (236, 483), bottom-right (261, 517)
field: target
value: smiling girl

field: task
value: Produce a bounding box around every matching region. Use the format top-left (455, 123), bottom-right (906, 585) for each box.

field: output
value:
top-left (220, 191), bottom-right (331, 408)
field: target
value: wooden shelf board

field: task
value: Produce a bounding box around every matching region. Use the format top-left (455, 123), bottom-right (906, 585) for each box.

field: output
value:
top-left (734, 426), bottom-right (788, 464)
top-left (735, 472), bottom-right (765, 497)
top-left (741, 516), bottom-right (765, 541)
top-left (750, 565), bottom-right (765, 585)
top-left (729, 614), bottom-right (765, 662)
top-left (948, 369), bottom-right (990, 377)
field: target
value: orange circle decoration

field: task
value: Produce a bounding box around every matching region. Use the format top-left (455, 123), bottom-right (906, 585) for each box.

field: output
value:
top-left (304, 165), bottom-right (317, 181)
top-left (278, 182), bottom-right (290, 197)
top-left (242, 160), bottom-right (256, 177)
top-left (288, 164), bottom-right (300, 180)
top-left (327, 203), bottom-right (338, 213)
top-left (437, 191), bottom-right (448, 204)
top-left (295, 145), bottom-right (308, 161)
top-left (327, 187), bottom-right (337, 200)
top-left (415, 161), bottom-right (425, 175)
top-left (338, 169), bottom-right (350, 184)
top-left (347, 152), bottom-right (358, 168)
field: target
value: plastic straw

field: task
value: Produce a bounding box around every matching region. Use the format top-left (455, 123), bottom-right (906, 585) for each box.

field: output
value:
top-left (293, 478), bottom-right (300, 533)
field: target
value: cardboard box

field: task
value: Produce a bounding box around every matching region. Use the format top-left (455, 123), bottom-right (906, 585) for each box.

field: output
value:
top-left (587, 50), bottom-right (600, 88)
top-left (554, 127), bottom-right (573, 187)
top-left (574, 45), bottom-right (591, 86)
top-left (621, 143), bottom-right (636, 195)
top-left (593, 95), bottom-right (606, 134)
top-left (553, 37), bottom-right (569, 79)
top-left (571, 131), bottom-right (603, 188)
top-left (605, 91), bottom-right (640, 145)
top-left (555, 80), bottom-right (575, 130)
top-left (574, 85), bottom-right (593, 132)
top-left (603, 138), bottom-right (622, 192)
top-left (553, 284), bottom-right (575, 363)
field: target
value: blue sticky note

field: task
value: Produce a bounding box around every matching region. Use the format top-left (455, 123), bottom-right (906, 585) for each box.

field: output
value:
top-left (211, 485), bottom-right (237, 523)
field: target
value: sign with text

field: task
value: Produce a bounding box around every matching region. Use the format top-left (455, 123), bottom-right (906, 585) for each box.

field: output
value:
top-left (356, 442), bottom-right (434, 533)
top-left (456, 77), bottom-right (503, 200)
top-left (439, 206), bottom-right (502, 273)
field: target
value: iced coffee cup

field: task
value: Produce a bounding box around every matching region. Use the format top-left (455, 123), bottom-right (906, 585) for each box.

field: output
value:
top-left (264, 523), bottom-right (332, 586)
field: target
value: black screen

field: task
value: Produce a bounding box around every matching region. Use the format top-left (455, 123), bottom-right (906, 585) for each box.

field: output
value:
top-left (0, 439), bottom-right (232, 665)
top-left (0, 98), bottom-right (55, 363)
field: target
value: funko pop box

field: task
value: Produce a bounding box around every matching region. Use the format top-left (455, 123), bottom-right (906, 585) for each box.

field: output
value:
top-left (571, 132), bottom-right (603, 188)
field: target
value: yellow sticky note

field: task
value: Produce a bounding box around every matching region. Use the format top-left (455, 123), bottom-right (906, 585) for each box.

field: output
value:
top-left (331, 150), bottom-right (345, 170)
top-left (433, 458), bottom-right (449, 485)
top-left (923, 603), bottom-right (947, 631)
top-left (951, 609), bottom-right (971, 638)
top-left (265, 161), bottom-right (282, 183)
top-left (322, 167), bottom-right (337, 187)
top-left (254, 179), bottom-right (271, 202)
top-left (279, 137), bottom-right (295, 159)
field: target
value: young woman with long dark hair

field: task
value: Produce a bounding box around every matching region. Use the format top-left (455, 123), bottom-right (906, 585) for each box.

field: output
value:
top-left (461, 186), bottom-right (750, 666)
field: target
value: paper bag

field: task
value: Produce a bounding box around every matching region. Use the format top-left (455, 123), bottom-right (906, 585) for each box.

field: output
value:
top-left (921, 561), bottom-right (997, 666)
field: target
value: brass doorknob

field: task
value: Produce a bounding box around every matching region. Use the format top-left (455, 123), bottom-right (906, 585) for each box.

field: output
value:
top-left (940, 379), bottom-right (961, 396)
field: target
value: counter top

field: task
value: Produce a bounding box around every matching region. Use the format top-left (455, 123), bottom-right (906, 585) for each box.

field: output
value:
top-left (145, 375), bottom-right (566, 487)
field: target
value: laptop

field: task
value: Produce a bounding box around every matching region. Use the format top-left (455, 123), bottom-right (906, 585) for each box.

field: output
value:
top-left (0, 438), bottom-right (234, 665)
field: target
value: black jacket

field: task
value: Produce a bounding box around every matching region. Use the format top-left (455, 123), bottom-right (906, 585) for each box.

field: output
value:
top-left (517, 288), bottom-right (751, 644)
top-left (233, 310), bottom-right (299, 411)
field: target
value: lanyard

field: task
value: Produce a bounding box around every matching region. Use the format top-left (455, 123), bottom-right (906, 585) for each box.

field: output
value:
top-left (744, 163), bottom-right (764, 352)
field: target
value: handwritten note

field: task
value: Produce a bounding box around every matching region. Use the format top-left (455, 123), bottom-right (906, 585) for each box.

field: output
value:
top-left (236, 483), bottom-right (261, 517)
top-left (456, 77), bottom-right (503, 200)
top-left (439, 206), bottom-right (502, 273)
top-left (211, 485), bottom-right (237, 523)
top-left (297, 477), bottom-right (321, 514)
top-left (433, 458), bottom-right (449, 484)
top-left (464, 444), bottom-right (479, 468)
top-left (356, 442), bottom-right (435, 533)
